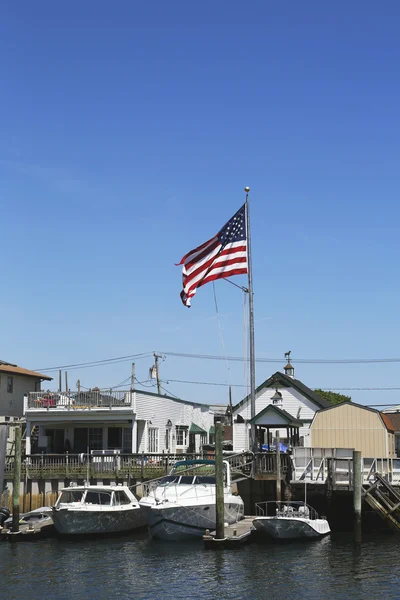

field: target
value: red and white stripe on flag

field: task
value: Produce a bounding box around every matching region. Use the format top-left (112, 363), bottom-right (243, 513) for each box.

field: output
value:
top-left (176, 204), bottom-right (248, 307)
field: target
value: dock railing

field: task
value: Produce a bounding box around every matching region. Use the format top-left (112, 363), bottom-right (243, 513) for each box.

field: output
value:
top-left (291, 447), bottom-right (400, 487)
top-left (3, 451), bottom-right (257, 481)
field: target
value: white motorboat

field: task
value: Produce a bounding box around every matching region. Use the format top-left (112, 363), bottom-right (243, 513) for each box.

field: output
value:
top-left (52, 483), bottom-right (147, 535)
top-left (139, 459), bottom-right (244, 541)
top-left (252, 501), bottom-right (331, 540)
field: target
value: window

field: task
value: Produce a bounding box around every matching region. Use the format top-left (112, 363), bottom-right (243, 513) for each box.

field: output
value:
top-left (7, 377), bottom-right (13, 394)
top-left (85, 491), bottom-right (112, 505)
top-left (176, 426), bottom-right (188, 447)
top-left (114, 491), bottom-right (131, 505)
top-left (58, 490), bottom-right (84, 504)
top-left (122, 428), bottom-right (132, 453)
top-left (108, 427), bottom-right (122, 450)
top-left (88, 428), bottom-right (103, 450)
top-left (148, 427), bottom-right (159, 453)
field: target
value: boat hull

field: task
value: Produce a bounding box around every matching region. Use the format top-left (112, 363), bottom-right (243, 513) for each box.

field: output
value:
top-left (52, 506), bottom-right (147, 535)
top-left (146, 501), bottom-right (244, 541)
top-left (252, 517), bottom-right (331, 540)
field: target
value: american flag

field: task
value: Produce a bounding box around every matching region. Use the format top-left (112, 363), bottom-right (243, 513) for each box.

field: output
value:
top-left (177, 204), bottom-right (248, 307)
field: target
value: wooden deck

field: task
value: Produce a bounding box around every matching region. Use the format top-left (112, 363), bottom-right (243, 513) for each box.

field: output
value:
top-left (203, 516), bottom-right (255, 547)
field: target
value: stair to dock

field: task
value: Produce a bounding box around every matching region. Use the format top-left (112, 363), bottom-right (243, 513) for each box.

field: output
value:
top-left (363, 472), bottom-right (400, 532)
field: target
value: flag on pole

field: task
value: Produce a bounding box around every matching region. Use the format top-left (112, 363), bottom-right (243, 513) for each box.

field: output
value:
top-left (177, 204), bottom-right (248, 307)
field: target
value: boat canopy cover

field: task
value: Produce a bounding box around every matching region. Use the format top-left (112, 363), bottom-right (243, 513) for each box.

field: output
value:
top-left (174, 459), bottom-right (216, 468)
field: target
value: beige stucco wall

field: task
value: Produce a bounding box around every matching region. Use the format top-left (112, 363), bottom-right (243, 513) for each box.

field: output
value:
top-left (0, 374), bottom-right (42, 417)
top-left (311, 403), bottom-right (394, 458)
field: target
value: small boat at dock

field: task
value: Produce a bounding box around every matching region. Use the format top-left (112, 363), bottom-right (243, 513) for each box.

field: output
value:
top-left (52, 483), bottom-right (146, 535)
top-left (252, 501), bottom-right (331, 540)
top-left (140, 459), bottom-right (244, 541)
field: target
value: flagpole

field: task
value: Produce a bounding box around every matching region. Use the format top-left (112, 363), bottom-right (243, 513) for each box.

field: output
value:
top-left (245, 186), bottom-right (257, 454)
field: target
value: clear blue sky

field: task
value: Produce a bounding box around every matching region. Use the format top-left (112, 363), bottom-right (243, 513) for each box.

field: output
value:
top-left (2, 1), bottom-right (400, 407)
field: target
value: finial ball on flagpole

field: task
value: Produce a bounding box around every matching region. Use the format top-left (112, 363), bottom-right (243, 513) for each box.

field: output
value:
top-left (244, 186), bottom-right (250, 193)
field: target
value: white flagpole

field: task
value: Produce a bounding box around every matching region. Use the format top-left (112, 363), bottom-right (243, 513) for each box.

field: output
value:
top-left (245, 186), bottom-right (257, 454)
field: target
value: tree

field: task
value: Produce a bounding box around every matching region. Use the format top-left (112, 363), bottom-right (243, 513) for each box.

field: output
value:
top-left (314, 389), bottom-right (351, 405)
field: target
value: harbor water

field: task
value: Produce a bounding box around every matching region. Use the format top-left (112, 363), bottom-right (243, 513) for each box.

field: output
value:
top-left (0, 531), bottom-right (398, 600)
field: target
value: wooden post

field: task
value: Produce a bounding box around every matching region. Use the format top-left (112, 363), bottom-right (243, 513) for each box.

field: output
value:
top-left (12, 426), bottom-right (22, 533)
top-left (353, 450), bottom-right (362, 542)
top-left (215, 421), bottom-right (225, 540)
top-left (275, 430), bottom-right (281, 502)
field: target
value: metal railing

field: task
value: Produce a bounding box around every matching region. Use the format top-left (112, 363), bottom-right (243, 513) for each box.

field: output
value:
top-left (27, 390), bottom-right (133, 410)
top-left (291, 447), bottom-right (400, 487)
top-left (255, 500), bottom-right (319, 521)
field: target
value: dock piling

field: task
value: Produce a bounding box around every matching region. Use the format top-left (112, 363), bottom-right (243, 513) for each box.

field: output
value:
top-left (12, 426), bottom-right (22, 533)
top-left (353, 450), bottom-right (362, 542)
top-left (275, 430), bottom-right (281, 502)
top-left (215, 421), bottom-right (225, 540)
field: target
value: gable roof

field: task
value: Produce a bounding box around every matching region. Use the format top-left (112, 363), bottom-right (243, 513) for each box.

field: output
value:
top-left (312, 401), bottom-right (395, 433)
top-left (232, 371), bottom-right (331, 413)
top-left (0, 361), bottom-right (53, 381)
top-left (249, 404), bottom-right (303, 427)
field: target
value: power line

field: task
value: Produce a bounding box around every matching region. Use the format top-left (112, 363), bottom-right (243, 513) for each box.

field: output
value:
top-left (162, 378), bottom-right (400, 392)
top-left (36, 352), bottom-right (153, 373)
top-left (161, 351), bottom-right (400, 365)
top-left (36, 350), bottom-right (400, 374)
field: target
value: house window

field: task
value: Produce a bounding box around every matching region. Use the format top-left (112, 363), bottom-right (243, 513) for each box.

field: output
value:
top-left (122, 428), bottom-right (132, 453)
top-left (7, 377), bottom-right (13, 394)
top-left (148, 427), bottom-right (159, 453)
top-left (88, 427), bottom-right (103, 450)
top-left (176, 426), bottom-right (188, 447)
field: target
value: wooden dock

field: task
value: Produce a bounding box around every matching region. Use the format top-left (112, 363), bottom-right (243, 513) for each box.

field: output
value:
top-left (203, 516), bottom-right (255, 548)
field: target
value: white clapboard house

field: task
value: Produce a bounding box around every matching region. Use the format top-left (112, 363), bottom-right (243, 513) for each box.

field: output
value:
top-left (232, 362), bottom-right (331, 451)
top-left (24, 387), bottom-right (214, 456)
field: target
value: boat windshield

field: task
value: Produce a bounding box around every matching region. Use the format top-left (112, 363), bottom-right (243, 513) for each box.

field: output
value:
top-left (58, 490), bottom-right (85, 504)
top-left (158, 476), bottom-right (180, 486)
top-left (84, 491), bottom-right (112, 505)
top-left (193, 476), bottom-right (216, 484)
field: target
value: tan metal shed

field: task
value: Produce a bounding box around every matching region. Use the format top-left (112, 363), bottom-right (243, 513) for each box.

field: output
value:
top-left (310, 402), bottom-right (395, 458)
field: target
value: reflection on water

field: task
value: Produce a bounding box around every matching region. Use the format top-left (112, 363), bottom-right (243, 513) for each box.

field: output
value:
top-left (0, 531), bottom-right (398, 600)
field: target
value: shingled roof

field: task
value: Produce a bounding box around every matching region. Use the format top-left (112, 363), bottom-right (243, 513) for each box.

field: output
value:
top-left (232, 371), bottom-right (331, 413)
top-left (0, 361), bottom-right (52, 381)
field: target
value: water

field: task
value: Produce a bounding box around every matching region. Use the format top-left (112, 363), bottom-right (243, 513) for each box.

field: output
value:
top-left (0, 531), bottom-right (398, 600)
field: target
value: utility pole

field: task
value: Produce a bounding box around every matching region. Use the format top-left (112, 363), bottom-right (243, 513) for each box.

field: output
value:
top-left (229, 385), bottom-right (233, 427)
top-left (58, 370), bottom-right (62, 393)
top-left (77, 379), bottom-right (81, 393)
top-left (131, 363), bottom-right (135, 391)
top-left (65, 371), bottom-right (68, 393)
top-left (153, 353), bottom-right (162, 395)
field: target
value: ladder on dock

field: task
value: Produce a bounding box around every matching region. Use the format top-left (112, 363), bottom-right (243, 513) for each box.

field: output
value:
top-left (363, 472), bottom-right (400, 532)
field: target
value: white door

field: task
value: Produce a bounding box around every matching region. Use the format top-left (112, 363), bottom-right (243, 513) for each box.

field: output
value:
top-left (148, 427), bottom-right (159, 453)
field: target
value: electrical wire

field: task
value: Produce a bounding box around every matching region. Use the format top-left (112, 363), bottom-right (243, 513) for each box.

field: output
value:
top-left (35, 352), bottom-right (153, 373)
top-left (159, 351), bottom-right (400, 365)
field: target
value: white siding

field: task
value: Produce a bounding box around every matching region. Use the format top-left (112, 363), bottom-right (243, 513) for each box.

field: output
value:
top-left (135, 392), bottom-right (213, 453)
top-left (232, 385), bottom-right (321, 452)
top-left (233, 422), bottom-right (249, 452)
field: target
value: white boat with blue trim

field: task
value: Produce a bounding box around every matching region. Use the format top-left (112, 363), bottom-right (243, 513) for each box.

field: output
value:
top-left (252, 501), bottom-right (331, 540)
top-left (139, 459), bottom-right (244, 541)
